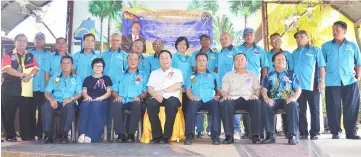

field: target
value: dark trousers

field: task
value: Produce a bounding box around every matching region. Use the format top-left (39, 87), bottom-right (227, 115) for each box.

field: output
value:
top-left (282, 114), bottom-right (288, 134)
top-left (181, 92), bottom-right (189, 120)
top-left (262, 99), bottom-right (299, 136)
top-left (220, 98), bottom-right (261, 136)
top-left (297, 90), bottom-right (320, 136)
top-left (146, 97), bottom-right (180, 139)
top-left (185, 99), bottom-right (221, 136)
top-left (33, 91), bottom-right (45, 137)
top-left (41, 100), bottom-right (76, 136)
top-left (112, 101), bottom-right (142, 134)
top-left (326, 82), bottom-right (360, 136)
top-left (1, 95), bottom-right (35, 139)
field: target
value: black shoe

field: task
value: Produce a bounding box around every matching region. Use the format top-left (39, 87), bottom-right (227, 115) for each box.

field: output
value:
top-left (299, 135), bottom-right (308, 140)
top-left (346, 135), bottom-right (360, 140)
top-left (37, 135), bottom-right (43, 141)
top-left (222, 135), bottom-right (234, 144)
top-left (332, 134), bottom-right (340, 139)
top-left (184, 135), bottom-right (192, 145)
top-left (288, 136), bottom-right (298, 145)
top-left (252, 135), bottom-right (261, 144)
top-left (116, 133), bottom-right (127, 143)
top-left (212, 137), bottom-right (221, 145)
top-left (241, 134), bottom-right (249, 139)
top-left (40, 136), bottom-right (53, 144)
top-left (60, 136), bottom-right (69, 144)
top-left (196, 132), bottom-right (203, 139)
top-left (126, 134), bottom-right (135, 143)
top-left (5, 137), bottom-right (17, 142)
top-left (159, 137), bottom-right (169, 144)
top-left (261, 133), bottom-right (275, 144)
top-left (150, 137), bottom-right (161, 144)
top-left (310, 135), bottom-right (319, 140)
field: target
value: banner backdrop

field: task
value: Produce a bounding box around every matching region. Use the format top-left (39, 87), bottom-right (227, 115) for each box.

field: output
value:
top-left (122, 8), bottom-right (213, 54)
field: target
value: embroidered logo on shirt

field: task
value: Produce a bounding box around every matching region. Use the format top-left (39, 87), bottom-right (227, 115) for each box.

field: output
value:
top-left (191, 75), bottom-right (196, 83)
top-left (245, 76), bottom-right (252, 84)
top-left (11, 55), bottom-right (16, 61)
top-left (253, 51), bottom-right (259, 55)
top-left (55, 78), bottom-right (60, 86)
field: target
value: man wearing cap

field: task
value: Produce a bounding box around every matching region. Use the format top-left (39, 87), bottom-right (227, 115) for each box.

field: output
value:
top-left (322, 21), bottom-right (361, 140)
top-left (236, 28), bottom-right (269, 139)
top-left (292, 30), bottom-right (326, 140)
top-left (145, 39), bottom-right (164, 74)
top-left (27, 32), bottom-right (50, 140)
top-left (122, 21), bottom-right (146, 53)
top-left (191, 34), bottom-right (218, 138)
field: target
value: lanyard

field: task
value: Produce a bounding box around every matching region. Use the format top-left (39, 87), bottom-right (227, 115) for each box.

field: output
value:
top-left (14, 50), bottom-right (26, 73)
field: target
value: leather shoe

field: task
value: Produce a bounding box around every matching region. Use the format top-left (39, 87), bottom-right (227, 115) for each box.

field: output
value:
top-left (310, 135), bottom-right (319, 140)
top-left (261, 133), bottom-right (275, 144)
top-left (5, 137), bottom-right (17, 142)
top-left (40, 136), bottom-right (53, 144)
top-left (116, 133), bottom-right (127, 143)
top-left (159, 137), bottom-right (169, 144)
top-left (332, 134), bottom-right (340, 139)
top-left (299, 135), bottom-right (308, 140)
top-left (252, 136), bottom-right (261, 144)
top-left (346, 135), bottom-right (360, 140)
top-left (184, 135), bottom-right (192, 145)
top-left (60, 136), bottom-right (69, 144)
top-left (126, 134), bottom-right (135, 143)
top-left (212, 137), bottom-right (221, 145)
top-left (150, 137), bottom-right (161, 144)
top-left (288, 136), bottom-right (298, 145)
top-left (196, 132), bottom-right (203, 139)
top-left (222, 135), bottom-right (234, 144)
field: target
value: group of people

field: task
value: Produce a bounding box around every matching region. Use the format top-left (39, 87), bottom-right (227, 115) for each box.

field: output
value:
top-left (1, 20), bottom-right (360, 146)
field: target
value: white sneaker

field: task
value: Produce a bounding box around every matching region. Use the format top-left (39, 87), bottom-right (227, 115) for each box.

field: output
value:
top-left (234, 131), bottom-right (241, 140)
top-left (77, 134), bottom-right (85, 143)
top-left (84, 136), bottom-right (91, 143)
top-left (219, 133), bottom-right (225, 139)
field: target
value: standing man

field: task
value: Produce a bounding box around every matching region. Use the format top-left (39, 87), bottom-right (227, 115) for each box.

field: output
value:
top-left (102, 33), bottom-right (128, 82)
top-left (28, 32), bottom-right (50, 140)
top-left (73, 33), bottom-right (100, 82)
top-left (112, 53), bottom-right (148, 143)
top-left (261, 53), bottom-right (301, 145)
top-left (292, 30), bottom-right (326, 140)
top-left (122, 21), bottom-right (146, 53)
top-left (40, 56), bottom-right (82, 144)
top-left (146, 50), bottom-right (183, 144)
top-left (146, 39), bottom-right (164, 74)
top-left (220, 53), bottom-right (262, 144)
top-left (322, 21), bottom-right (361, 139)
top-left (1, 34), bottom-right (39, 141)
top-left (184, 53), bottom-right (221, 145)
top-left (132, 39), bottom-right (149, 74)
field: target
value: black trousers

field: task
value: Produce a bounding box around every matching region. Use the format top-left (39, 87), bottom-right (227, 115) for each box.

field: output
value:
top-left (1, 95), bottom-right (35, 139)
top-left (181, 92), bottom-right (189, 120)
top-left (326, 82), bottom-right (360, 136)
top-left (33, 91), bottom-right (45, 136)
top-left (146, 97), bottom-right (180, 139)
top-left (297, 90), bottom-right (320, 136)
top-left (220, 97), bottom-right (261, 136)
top-left (185, 99), bottom-right (221, 136)
top-left (112, 101), bottom-right (143, 134)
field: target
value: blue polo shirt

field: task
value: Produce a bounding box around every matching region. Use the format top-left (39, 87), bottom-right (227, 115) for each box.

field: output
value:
top-left (266, 49), bottom-right (294, 74)
top-left (101, 48), bottom-right (128, 82)
top-left (28, 48), bottom-right (50, 92)
top-left (138, 55), bottom-right (150, 75)
top-left (218, 45), bottom-right (238, 87)
top-left (191, 49), bottom-right (218, 72)
top-left (44, 52), bottom-right (71, 77)
top-left (185, 71), bottom-right (220, 103)
top-left (46, 74), bottom-right (82, 103)
top-left (72, 49), bottom-right (100, 82)
top-left (172, 52), bottom-right (192, 92)
top-left (293, 45), bottom-right (326, 91)
top-left (236, 43), bottom-right (269, 77)
top-left (146, 53), bottom-right (161, 74)
top-left (262, 70), bottom-right (300, 100)
top-left (112, 69), bottom-right (148, 104)
top-left (322, 39), bottom-right (361, 86)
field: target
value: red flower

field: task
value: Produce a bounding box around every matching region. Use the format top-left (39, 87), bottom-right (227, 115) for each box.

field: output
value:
top-left (168, 71), bottom-right (174, 78)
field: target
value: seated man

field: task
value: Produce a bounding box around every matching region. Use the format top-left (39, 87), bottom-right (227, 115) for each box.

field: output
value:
top-left (40, 56), bottom-right (82, 144)
top-left (112, 53), bottom-right (148, 143)
top-left (146, 50), bottom-right (183, 144)
top-left (220, 53), bottom-right (262, 144)
top-left (261, 52), bottom-right (301, 145)
top-left (184, 53), bottom-right (221, 145)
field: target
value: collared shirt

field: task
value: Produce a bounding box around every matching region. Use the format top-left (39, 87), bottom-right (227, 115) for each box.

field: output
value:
top-left (2, 49), bottom-right (39, 97)
top-left (266, 49), bottom-right (293, 74)
top-left (191, 48), bottom-right (218, 72)
top-left (72, 49), bottom-right (100, 82)
top-left (221, 70), bottom-right (260, 100)
top-left (218, 45), bottom-right (238, 87)
top-left (101, 48), bottom-right (128, 82)
top-left (146, 53), bottom-right (161, 74)
top-left (44, 51), bottom-right (71, 77)
top-left (138, 54), bottom-right (150, 75)
top-left (28, 48), bottom-right (50, 92)
top-left (132, 34), bottom-right (139, 42)
top-left (172, 52), bottom-right (192, 92)
top-left (112, 69), bottom-right (148, 104)
top-left (322, 39), bottom-right (361, 86)
top-left (293, 45), bottom-right (326, 90)
top-left (147, 67), bottom-right (183, 100)
top-left (185, 70), bottom-right (220, 102)
top-left (46, 74), bottom-right (82, 103)
top-left (236, 43), bottom-right (269, 77)
top-left (262, 70), bottom-right (300, 100)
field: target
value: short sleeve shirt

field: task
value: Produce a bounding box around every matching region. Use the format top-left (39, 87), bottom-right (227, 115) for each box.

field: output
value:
top-left (221, 71), bottom-right (260, 100)
top-left (262, 70), bottom-right (300, 99)
top-left (82, 75), bottom-right (112, 99)
top-left (147, 67), bottom-right (183, 100)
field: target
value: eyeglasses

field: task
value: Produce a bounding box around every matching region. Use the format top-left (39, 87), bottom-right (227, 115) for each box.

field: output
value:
top-left (271, 39), bottom-right (281, 43)
top-left (94, 65), bottom-right (103, 68)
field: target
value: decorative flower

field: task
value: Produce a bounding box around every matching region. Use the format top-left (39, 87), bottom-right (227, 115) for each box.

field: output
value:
top-left (94, 79), bottom-right (106, 89)
top-left (168, 71), bottom-right (174, 79)
top-left (282, 76), bottom-right (290, 82)
top-left (191, 75), bottom-right (196, 83)
top-left (136, 75), bottom-right (142, 84)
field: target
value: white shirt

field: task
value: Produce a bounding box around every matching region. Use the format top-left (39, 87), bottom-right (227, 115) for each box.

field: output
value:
top-left (132, 34), bottom-right (139, 41)
top-left (147, 67), bottom-right (183, 100)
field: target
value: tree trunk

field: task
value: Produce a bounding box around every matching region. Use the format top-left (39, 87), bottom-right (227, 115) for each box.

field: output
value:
top-left (244, 15), bottom-right (248, 29)
top-left (108, 17), bottom-right (112, 48)
top-left (354, 24), bottom-right (361, 49)
top-left (100, 16), bottom-right (104, 54)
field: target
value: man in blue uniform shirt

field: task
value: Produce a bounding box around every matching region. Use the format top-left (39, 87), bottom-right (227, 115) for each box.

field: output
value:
top-left (322, 21), bottom-right (361, 140)
top-left (40, 56), bottom-right (82, 144)
top-left (132, 39), bottom-right (149, 75)
top-left (292, 30), bottom-right (326, 140)
top-left (146, 39), bottom-right (164, 74)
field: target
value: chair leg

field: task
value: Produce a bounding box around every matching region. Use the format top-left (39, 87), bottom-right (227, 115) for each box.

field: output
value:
top-left (71, 121), bottom-right (76, 142)
top-left (103, 125), bottom-right (108, 142)
top-left (247, 114), bottom-right (251, 139)
top-left (137, 120), bottom-right (142, 142)
top-left (110, 119), bottom-right (114, 141)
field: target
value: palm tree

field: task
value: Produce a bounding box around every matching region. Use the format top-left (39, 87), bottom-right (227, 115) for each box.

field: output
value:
top-left (188, 0), bottom-right (219, 16)
top-left (88, 1), bottom-right (110, 53)
top-left (228, 0), bottom-right (260, 28)
top-left (107, 1), bottom-right (123, 44)
top-left (126, 0), bottom-right (147, 9)
top-left (212, 15), bottom-right (234, 48)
